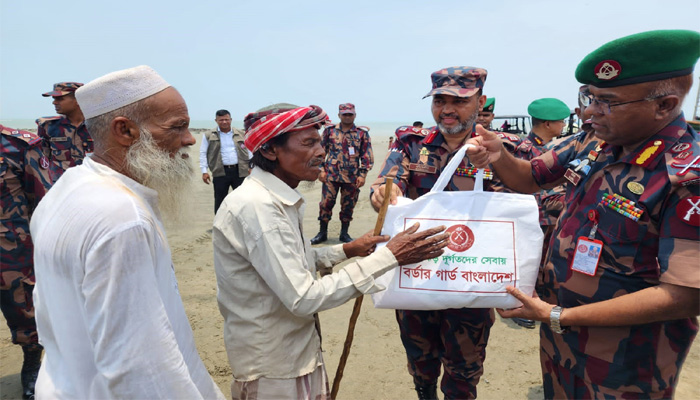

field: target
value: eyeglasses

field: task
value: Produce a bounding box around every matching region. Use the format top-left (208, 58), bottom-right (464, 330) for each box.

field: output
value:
top-left (578, 92), bottom-right (664, 114)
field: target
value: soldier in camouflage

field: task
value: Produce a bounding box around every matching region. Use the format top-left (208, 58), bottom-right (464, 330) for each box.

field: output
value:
top-left (1, 125), bottom-right (52, 399)
top-left (369, 66), bottom-right (536, 400)
top-left (310, 103), bottom-right (373, 244)
top-left (469, 30), bottom-right (700, 399)
top-left (36, 82), bottom-right (93, 184)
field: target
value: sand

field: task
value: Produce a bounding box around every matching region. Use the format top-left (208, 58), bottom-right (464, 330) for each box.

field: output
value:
top-left (1, 133), bottom-right (698, 399)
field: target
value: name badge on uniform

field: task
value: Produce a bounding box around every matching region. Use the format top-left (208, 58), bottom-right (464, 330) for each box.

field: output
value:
top-left (348, 146), bottom-right (355, 156)
top-left (50, 137), bottom-right (69, 142)
top-left (570, 237), bottom-right (603, 276)
top-left (408, 163), bottom-right (437, 174)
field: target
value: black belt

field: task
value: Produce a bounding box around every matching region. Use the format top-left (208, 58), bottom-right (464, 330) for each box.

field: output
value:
top-left (223, 164), bottom-right (238, 168)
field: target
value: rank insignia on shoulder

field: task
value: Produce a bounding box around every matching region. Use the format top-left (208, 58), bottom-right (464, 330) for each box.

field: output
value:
top-left (671, 143), bottom-right (691, 153)
top-left (358, 126), bottom-right (370, 132)
top-left (634, 140), bottom-right (664, 167)
top-left (674, 151), bottom-right (691, 160)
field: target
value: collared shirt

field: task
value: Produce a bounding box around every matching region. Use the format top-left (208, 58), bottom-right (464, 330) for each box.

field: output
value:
top-left (200, 129), bottom-right (239, 172)
top-left (30, 158), bottom-right (224, 400)
top-left (1, 126), bottom-right (51, 276)
top-left (213, 167), bottom-right (397, 381)
top-left (36, 115), bottom-right (92, 184)
top-left (321, 124), bottom-right (374, 183)
top-left (530, 114), bottom-right (699, 392)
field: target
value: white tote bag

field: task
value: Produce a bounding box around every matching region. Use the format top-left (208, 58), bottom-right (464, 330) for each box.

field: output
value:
top-left (371, 144), bottom-right (543, 310)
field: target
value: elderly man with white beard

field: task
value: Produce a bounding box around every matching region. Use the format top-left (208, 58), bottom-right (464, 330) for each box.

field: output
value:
top-left (29, 66), bottom-right (225, 400)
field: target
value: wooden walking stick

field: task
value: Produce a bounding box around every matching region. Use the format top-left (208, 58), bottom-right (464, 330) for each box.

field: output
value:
top-left (331, 178), bottom-right (394, 399)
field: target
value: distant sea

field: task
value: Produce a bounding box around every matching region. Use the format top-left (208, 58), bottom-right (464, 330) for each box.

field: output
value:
top-left (0, 119), bottom-right (410, 139)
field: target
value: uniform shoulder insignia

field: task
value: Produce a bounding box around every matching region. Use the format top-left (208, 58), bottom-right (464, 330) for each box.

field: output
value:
top-left (36, 116), bottom-right (61, 126)
top-left (667, 138), bottom-right (700, 184)
top-left (357, 126), bottom-right (370, 132)
top-left (504, 134), bottom-right (521, 143)
top-left (1, 126), bottom-right (41, 145)
top-left (395, 125), bottom-right (430, 140)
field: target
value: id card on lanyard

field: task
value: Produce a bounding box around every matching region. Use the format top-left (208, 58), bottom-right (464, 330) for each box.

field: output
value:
top-left (570, 209), bottom-right (603, 276)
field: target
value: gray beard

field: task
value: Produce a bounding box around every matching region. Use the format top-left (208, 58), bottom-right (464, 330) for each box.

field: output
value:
top-left (125, 128), bottom-right (194, 223)
top-left (437, 108), bottom-right (479, 136)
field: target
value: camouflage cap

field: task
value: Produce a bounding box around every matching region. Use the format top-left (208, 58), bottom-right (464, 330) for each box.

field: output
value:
top-left (423, 66), bottom-right (487, 99)
top-left (527, 98), bottom-right (570, 121)
top-left (575, 30), bottom-right (700, 88)
top-left (339, 103), bottom-right (356, 115)
top-left (42, 82), bottom-right (84, 97)
top-left (483, 97), bottom-right (495, 112)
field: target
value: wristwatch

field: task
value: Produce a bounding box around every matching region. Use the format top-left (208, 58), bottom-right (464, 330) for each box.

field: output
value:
top-left (550, 306), bottom-right (567, 334)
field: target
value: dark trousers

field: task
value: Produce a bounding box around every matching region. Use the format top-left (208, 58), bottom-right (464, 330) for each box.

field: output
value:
top-left (0, 276), bottom-right (38, 348)
top-left (213, 165), bottom-right (245, 214)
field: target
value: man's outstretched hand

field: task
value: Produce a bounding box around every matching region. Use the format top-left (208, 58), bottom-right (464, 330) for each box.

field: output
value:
top-left (466, 125), bottom-right (504, 168)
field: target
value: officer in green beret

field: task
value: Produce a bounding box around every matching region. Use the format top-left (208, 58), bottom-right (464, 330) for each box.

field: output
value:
top-left (467, 29), bottom-right (700, 399)
top-left (476, 97), bottom-right (495, 129)
top-left (526, 98), bottom-right (570, 148)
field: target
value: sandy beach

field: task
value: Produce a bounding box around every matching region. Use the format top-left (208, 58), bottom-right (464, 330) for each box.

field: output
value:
top-left (1, 132), bottom-right (698, 399)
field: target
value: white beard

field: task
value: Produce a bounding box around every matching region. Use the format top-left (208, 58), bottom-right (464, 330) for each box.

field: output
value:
top-left (125, 128), bottom-right (194, 223)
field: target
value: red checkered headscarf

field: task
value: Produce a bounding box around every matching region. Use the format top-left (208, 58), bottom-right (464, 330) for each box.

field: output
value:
top-left (244, 105), bottom-right (329, 153)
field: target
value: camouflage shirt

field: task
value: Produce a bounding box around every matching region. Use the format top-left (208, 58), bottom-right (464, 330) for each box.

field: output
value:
top-left (1, 125), bottom-right (51, 281)
top-left (321, 124), bottom-right (373, 183)
top-left (36, 115), bottom-right (92, 184)
top-left (371, 126), bottom-right (540, 197)
top-left (531, 114), bottom-right (699, 392)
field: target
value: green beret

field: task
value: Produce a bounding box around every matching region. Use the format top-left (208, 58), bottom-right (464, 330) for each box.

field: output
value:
top-left (527, 98), bottom-right (570, 121)
top-left (483, 97), bottom-right (495, 112)
top-left (575, 29), bottom-right (700, 87)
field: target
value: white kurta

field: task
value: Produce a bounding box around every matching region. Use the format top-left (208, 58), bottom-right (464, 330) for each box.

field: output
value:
top-left (30, 158), bottom-right (224, 400)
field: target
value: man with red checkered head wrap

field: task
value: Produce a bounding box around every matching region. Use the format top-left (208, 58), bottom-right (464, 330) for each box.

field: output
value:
top-left (213, 104), bottom-right (450, 400)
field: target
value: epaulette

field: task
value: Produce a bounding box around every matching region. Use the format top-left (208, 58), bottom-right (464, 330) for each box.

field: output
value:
top-left (395, 125), bottom-right (431, 140)
top-left (668, 138), bottom-right (700, 186)
top-left (495, 132), bottom-right (522, 143)
top-left (357, 126), bottom-right (370, 132)
top-left (36, 116), bottom-right (61, 126)
top-left (1, 126), bottom-right (42, 146)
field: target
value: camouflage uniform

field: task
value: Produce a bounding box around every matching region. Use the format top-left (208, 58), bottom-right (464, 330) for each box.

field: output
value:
top-left (318, 123), bottom-right (373, 222)
top-left (36, 116), bottom-right (92, 184)
top-left (371, 125), bottom-right (539, 399)
top-left (530, 115), bottom-right (699, 398)
top-left (0, 125), bottom-right (51, 349)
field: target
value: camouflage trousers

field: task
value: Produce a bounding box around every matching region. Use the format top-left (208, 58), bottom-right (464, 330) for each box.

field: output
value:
top-left (318, 180), bottom-right (360, 222)
top-left (396, 308), bottom-right (495, 400)
top-left (540, 348), bottom-right (675, 399)
top-left (0, 273), bottom-right (39, 348)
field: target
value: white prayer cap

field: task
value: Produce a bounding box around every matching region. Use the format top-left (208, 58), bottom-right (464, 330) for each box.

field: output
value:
top-left (76, 65), bottom-right (171, 119)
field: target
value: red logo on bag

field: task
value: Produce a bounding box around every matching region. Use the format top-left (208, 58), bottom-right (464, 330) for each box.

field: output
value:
top-left (445, 224), bottom-right (474, 252)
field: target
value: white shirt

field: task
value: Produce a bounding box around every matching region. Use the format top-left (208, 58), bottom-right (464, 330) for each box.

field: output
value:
top-left (31, 158), bottom-right (225, 400)
top-left (199, 129), bottom-right (238, 173)
top-left (213, 167), bottom-right (398, 381)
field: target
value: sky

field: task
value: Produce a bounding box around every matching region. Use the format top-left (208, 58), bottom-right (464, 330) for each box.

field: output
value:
top-left (1, 0), bottom-right (699, 126)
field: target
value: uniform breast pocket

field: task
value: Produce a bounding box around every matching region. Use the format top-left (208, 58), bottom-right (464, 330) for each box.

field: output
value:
top-left (50, 139), bottom-right (73, 162)
top-left (595, 206), bottom-right (649, 273)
